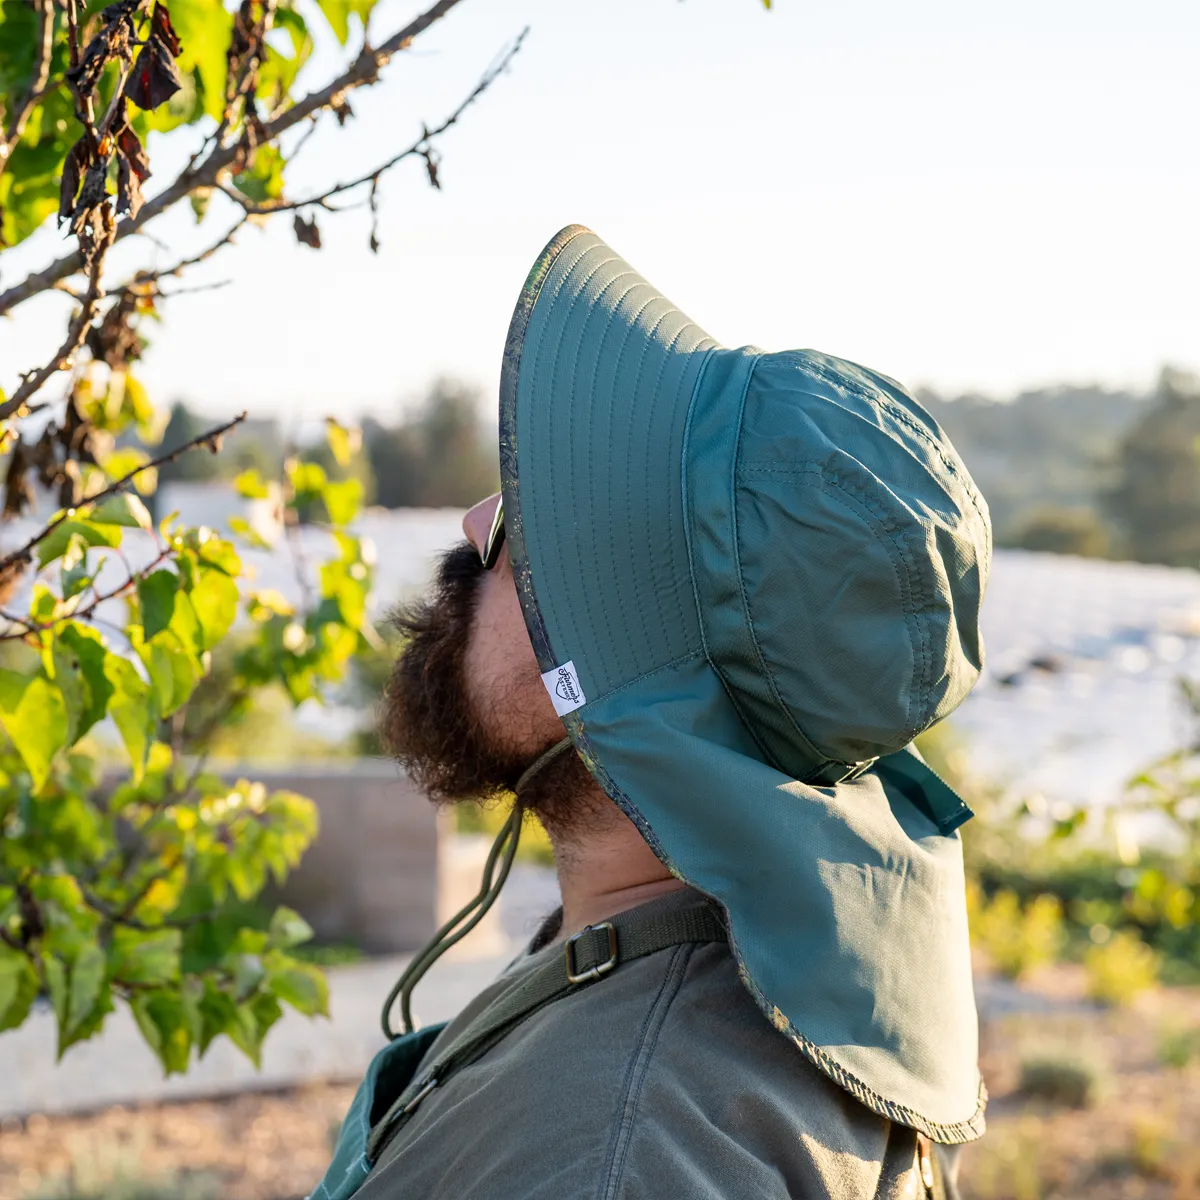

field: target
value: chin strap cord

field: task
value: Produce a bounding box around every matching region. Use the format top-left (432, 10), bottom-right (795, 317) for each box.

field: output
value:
top-left (381, 737), bottom-right (573, 1039)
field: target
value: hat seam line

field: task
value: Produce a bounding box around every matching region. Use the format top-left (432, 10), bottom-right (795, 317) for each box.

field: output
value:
top-left (583, 282), bottom-right (662, 684)
top-left (705, 353), bottom-right (810, 775)
top-left (605, 301), bottom-right (679, 672)
top-left (539, 250), bottom-right (621, 573)
top-left (636, 314), bottom-right (700, 664)
top-left (558, 269), bottom-right (652, 684)
top-left (786, 351), bottom-right (991, 557)
top-left (735, 463), bottom-right (933, 754)
top-left (577, 648), bottom-right (705, 709)
top-left (730, 460), bottom-right (865, 771)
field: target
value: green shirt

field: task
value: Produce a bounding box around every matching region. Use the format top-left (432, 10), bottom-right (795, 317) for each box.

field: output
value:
top-left (358, 889), bottom-right (946, 1200)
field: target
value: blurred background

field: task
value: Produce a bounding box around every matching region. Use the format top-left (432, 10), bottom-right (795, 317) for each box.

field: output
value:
top-left (2, 1), bottom-right (1199, 1198)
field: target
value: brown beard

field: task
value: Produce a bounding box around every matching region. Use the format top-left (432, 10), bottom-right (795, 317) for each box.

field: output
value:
top-left (379, 542), bottom-right (595, 826)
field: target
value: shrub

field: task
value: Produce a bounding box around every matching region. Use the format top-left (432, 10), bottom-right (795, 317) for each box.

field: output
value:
top-left (1085, 930), bottom-right (1159, 1006)
top-left (968, 885), bottom-right (1065, 978)
top-left (1017, 1053), bottom-right (1107, 1108)
top-left (1158, 1023), bottom-right (1200, 1069)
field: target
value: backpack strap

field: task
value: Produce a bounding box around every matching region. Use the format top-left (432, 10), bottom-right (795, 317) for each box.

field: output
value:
top-left (367, 898), bottom-right (727, 1162)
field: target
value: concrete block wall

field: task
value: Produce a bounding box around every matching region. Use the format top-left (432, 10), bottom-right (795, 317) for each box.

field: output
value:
top-left (248, 762), bottom-right (509, 958)
top-left (251, 761), bottom-right (439, 954)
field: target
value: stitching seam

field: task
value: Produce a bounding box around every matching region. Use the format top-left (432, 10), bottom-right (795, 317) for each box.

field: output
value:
top-left (738, 462), bottom-right (931, 742)
top-left (597, 944), bottom-right (694, 1200)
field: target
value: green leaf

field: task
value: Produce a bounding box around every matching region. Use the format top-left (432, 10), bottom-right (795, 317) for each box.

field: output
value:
top-left (267, 906), bottom-right (313, 950)
top-left (268, 960), bottom-right (328, 1017)
top-left (90, 492), bottom-right (153, 530)
top-left (137, 569), bottom-right (180, 640)
top-left (225, 990), bottom-right (283, 1068)
top-left (37, 519), bottom-right (120, 569)
top-left (231, 952), bottom-right (266, 1001)
top-left (0, 670), bottom-right (69, 789)
top-left (43, 955), bottom-right (67, 1036)
top-left (58, 624), bottom-right (114, 742)
top-left (66, 942), bottom-right (107, 1037)
top-left (324, 418), bottom-right (361, 468)
top-left (195, 979), bottom-right (238, 1056)
top-left (105, 655), bottom-right (155, 781)
top-left (169, 588), bottom-right (204, 657)
top-left (233, 143), bottom-right (285, 203)
top-left (228, 515), bottom-right (272, 550)
top-left (287, 459), bottom-right (326, 507)
top-left (169, 0), bottom-right (233, 120)
top-left (0, 947), bottom-right (39, 1033)
top-left (109, 927), bottom-right (182, 986)
top-left (190, 530), bottom-right (241, 577)
top-left (101, 447), bottom-right (158, 493)
top-left (140, 630), bottom-right (202, 717)
top-left (61, 533), bottom-right (96, 599)
top-left (315, 0), bottom-right (377, 44)
top-left (131, 991), bottom-right (192, 1075)
top-left (322, 477), bottom-right (363, 526)
top-left (189, 567), bottom-right (239, 648)
top-left (234, 468), bottom-right (271, 499)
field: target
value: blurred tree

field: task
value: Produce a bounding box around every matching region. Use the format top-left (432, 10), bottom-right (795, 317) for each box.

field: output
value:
top-left (365, 378), bottom-right (498, 508)
top-left (155, 403), bottom-right (220, 484)
top-left (1012, 506), bottom-right (1110, 558)
top-left (919, 384), bottom-right (1142, 545)
top-left (1108, 367), bottom-right (1200, 566)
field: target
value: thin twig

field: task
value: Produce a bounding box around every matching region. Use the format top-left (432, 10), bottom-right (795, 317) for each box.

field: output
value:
top-left (218, 29), bottom-right (526, 216)
top-left (1, 219), bottom-right (114, 418)
top-left (108, 217), bottom-right (249, 299)
top-left (0, 0), bottom-right (54, 179)
top-left (0, 544), bottom-right (174, 641)
top-left (0, 0), bottom-right (470, 316)
top-left (0, 412), bottom-right (247, 578)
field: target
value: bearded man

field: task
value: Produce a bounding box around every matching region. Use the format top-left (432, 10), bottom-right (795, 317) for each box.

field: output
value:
top-left (312, 226), bottom-right (990, 1200)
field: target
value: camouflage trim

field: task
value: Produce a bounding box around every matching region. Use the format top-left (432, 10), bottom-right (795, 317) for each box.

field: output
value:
top-left (497, 224), bottom-right (591, 671)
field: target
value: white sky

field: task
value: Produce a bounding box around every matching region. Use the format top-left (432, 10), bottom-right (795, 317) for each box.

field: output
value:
top-left (2, 0), bottom-right (1197, 421)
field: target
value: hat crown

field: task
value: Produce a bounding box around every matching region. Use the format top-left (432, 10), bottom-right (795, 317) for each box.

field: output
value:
top-left (685, 348), bottom-right (990, 781)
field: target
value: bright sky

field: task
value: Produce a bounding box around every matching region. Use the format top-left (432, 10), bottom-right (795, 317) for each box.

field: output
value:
top-left (2, 0), bottom-right (1197, 421)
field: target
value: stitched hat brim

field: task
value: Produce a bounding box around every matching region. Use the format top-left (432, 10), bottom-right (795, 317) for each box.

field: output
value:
top-left (498, 226), bottom-right (986, 1142)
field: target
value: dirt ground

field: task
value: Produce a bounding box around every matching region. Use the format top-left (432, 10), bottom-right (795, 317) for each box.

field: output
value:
top-left (2, 970), bottom-right (1198, 1200)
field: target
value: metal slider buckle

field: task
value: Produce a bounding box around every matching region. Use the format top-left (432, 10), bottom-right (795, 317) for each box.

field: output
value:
top-left (565, 921), bottom-right (618, 984)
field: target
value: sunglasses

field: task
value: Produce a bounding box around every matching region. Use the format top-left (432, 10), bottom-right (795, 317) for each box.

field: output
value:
top-left (481, 497), bottom-right (506, 570)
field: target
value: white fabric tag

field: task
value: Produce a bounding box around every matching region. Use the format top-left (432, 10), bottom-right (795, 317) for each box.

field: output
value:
top-left (541, 660), bottom-right (587, 717)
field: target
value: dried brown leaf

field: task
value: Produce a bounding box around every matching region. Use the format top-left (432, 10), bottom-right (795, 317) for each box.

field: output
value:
top-left (58, 140), bottom-right (87, 223)
top-left (117, 124), bottom-right (151, 182)
top-left (293, 213), bottom-right (322, 250)
top-left (116, 154), bottom-right (144, 219)
top-left (125, 31), bottom-right (184, 110)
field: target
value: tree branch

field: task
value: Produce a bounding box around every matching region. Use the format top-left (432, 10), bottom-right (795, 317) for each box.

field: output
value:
top-left (0, 411), bottom-right (247, 578)
top-left (108, 216), bottom-right (249, 299)
top-left (0, 0), bottom-right (469, 317)
top-left (0, 0), bottom-right (54, 181)
top-left (0, 214), bottom-right (115, 418)
top-left (0, 543), bottom-right (173, 641)
top-left (219, 29), bottom-right (526, 217)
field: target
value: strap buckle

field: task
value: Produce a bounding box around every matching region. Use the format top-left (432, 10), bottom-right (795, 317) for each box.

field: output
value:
top-left (565, 921), bottom-right (618, 984)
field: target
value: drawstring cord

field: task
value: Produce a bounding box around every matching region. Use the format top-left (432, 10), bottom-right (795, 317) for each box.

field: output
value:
top-left (380, 736), bottom-right (573, 1039)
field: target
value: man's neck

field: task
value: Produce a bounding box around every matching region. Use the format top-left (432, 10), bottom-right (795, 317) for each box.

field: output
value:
top-left (544, 785), bottom-right (686, 938)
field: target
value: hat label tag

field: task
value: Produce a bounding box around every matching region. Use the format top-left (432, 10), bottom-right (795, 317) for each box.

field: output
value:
top-left (541, 661), bottom-right (587, 717)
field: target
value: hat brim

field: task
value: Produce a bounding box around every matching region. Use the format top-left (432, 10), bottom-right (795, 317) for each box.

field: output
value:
top-left (499, 226), bottom-right (986, 1142)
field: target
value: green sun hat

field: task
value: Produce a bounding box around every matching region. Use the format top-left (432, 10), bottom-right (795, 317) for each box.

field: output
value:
top-left (498, 226), bottom-right (991, 1142)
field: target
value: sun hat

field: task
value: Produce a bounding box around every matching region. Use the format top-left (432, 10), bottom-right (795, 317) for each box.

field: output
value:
top-left (497, 226), bottom-right (991, 1142)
